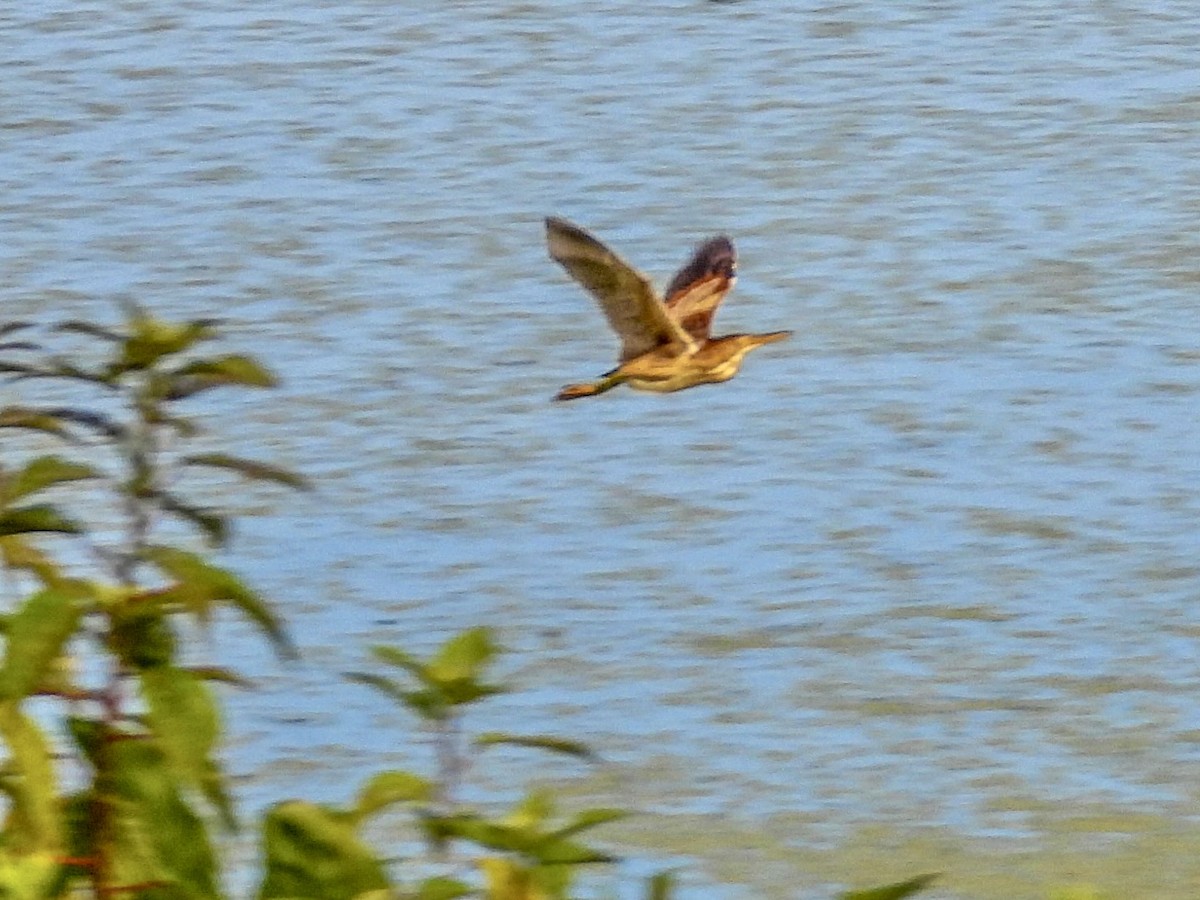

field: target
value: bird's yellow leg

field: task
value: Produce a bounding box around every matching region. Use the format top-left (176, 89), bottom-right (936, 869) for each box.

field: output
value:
top-left (554, 371), bottom-right (624, 402)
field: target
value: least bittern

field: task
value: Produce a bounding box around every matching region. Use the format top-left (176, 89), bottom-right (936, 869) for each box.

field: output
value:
top-left (546, 217), bottom-right (789, 401)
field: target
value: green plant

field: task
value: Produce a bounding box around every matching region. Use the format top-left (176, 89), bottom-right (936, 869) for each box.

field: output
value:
top-left (0, 308), bottom-right (305, 897)
top-left (1, 310), bottom-right (941, 900)
top-left (254, 627), bottom-right (629, 900)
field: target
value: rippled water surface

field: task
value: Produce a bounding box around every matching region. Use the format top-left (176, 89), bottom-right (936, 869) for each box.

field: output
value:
top-left (5, 2), bottom-right (1200, 896)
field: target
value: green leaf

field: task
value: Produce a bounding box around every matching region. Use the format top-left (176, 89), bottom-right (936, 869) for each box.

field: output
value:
top-left (166, 355), bottom-right (277, 399)
top-left (353, 770), bottom-right (434, 821)
top-left (0, 850), bottom-right (60, 900)
top-left (101, 740), bottom-right (221, 898)
top-left (415, 876), bottom-right (473, 900)
top-left (258, 800), bottom-right (390, 900)
top-left (182, 453), bottom-right (310, 490)
top-left (65, 716), bottom-right (102, 767)
top-left (1, 361), bottom-right (114, 387)
top-left (646, 870), bottom-right (675, 900)
top-left (143, 545), bottom-right (295, 658)
top-left (430, 627), bottom-right (498, 682)
top-left (140, 665), bottom-right (220, 790)
top-left (187, 665), bottom-right (254, 689)
top-left (344, 671), bottom-right (411, 705)
top-left (0, 536), bottom-right (62, 584)
top-left (475, 732), bottom-right (598, 762)
top-left (54, 319), bottom-right (123, 341)
top-left (200, 757), bottom-right (238, 832)
top-left (421, 814), bottom-right (615, 866)
top-left (110, 609), bottom-right (178, 669)
top-left (0, 505), bottom-right (82, 537)
top-left (0, 702), bottom-right (62, 854)
top-left (0, 407), bottom-right (73, 440)
top-left (345, 672), bottom-right (447, 721)
top-left (0, 406), bottom-right (122, 439)
top-left (118, 315), bottom-right (217, 370)
top-left (4, 456), bottom-right (100, 503)
top-left (368, 644), bottom-right (427, 680)
top-left (39, 406), bottom-right (123, 436)
top-left (550, 808), bottom-right (629, 840)
top-left (507, 789), bottom-right (555, 829)
top-left (0, 586), bottom-right (86, 699)
top-left (840, 873), bottom-right (940, 900)
top-left (153, 492), bottom-right (228, 547)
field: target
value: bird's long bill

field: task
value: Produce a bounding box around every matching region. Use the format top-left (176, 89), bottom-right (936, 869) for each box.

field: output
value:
top-left (753, 331), bottom-right (792, 347)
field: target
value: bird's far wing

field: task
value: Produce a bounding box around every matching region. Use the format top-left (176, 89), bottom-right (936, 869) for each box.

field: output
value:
top-left (546, 217), bottom-right (695, 361)
top-left (663, 236), bottom-right (736, 342)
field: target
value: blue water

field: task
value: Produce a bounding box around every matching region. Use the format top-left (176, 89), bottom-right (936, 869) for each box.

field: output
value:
top-left (4, 2), bottom-right (1200, 896)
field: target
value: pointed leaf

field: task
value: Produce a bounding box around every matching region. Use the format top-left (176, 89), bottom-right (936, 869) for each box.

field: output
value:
top-left (200, 757), bottom-right (238, 832)
top-left (103, 740), bottom-right (221, 898)
top-left (344, 671), bottom-right (409, 704)
top-left (40, 406), bottom-right (124, 436)
top-left (0, 505), bottom-right (82, 537)
top-left (153, 492), bottom-right (228, 546)
top-left (479, 858), bottom-right (537, 900)
top-left (143, 545), bottom-right (294, 658)
top-left (507, 790), bottom-right (554, 829)
top-left (475, 732), bottom-right (598, 762)
top-left (65, 716), bottom-right (102, 767)
top-left (187, 665), bottom-right (254, 689)
top-left (0, 340), bottom-right (39, 352)
top-left (423, 813), bottom-right (615, 865)
top-left (1, 361), bottom-right (114, 387)
top-left (840, 873), bottom-right (940, 900)
top-left (0, 702), bottom-right (62, 853)
top-left (646, 870), bottom-right (675, 900)
top-left (5, 455), bottom-right (100, 503)
top-left (119, 316), bottom-right (216, 370)
top-left (143, 401), bottom-right (200, 436)
top-left (259, 800), bottom-right (390, 900)
top-left (0, 585), bottom-right (86, 699)
top-left (0, 536), bottom-right (62, 584)
top-left (166, 355), bottom-right (277, 399)
top-left (46, 359), bottom-right (116, 386)
top-left (0, 408), bottom-right (73, 441)
top-left (0, 850), bottom-right (60, 898)
top-left (368, 644), bottom-right (428, 680)
top-left (354, 770), bottom-right (434, 821)
top-left (182, 453), bottom-right (310, 490)
top-left (416, 876), bottom-right (473, 900)
top-left (551, 808), bottom-right (629, 840)
top-left (140, 665), bottom-right (220, 789)
top-left (54, 319), bottom-right (123, 341)
top-left (430, 627), bottom-right (498, 682)
top-left (0, 406), bottom-right (122, 439)
top-left (422, 814), bottom-right (530, 855)
top-left (531, 836), bottom-right (616, 866)
top-left (345, 672), bottom-right (447, 720)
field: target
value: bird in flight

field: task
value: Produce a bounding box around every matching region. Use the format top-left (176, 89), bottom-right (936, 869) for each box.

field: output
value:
top-left (545, 217), bottom-right (790, 401)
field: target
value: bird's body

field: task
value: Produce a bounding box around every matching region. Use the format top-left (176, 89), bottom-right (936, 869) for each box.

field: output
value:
top-left (545, 217), bottom-right (789, 401)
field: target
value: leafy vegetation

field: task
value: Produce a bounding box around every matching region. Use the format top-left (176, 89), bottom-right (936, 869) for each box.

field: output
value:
top-left (0, 309), bottom-right (935, 898)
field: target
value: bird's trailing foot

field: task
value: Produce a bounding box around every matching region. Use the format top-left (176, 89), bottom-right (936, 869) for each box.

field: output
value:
top-left (553, 374), bottom-right (621, 401)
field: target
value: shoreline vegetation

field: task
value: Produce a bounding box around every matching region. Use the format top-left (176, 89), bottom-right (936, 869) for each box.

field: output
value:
top-left (2, 309), bottom-right (1150, 898)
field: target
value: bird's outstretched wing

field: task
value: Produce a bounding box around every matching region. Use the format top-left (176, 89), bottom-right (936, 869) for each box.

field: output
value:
top-left (546, 217), bottom-right (695, 361)
top-left (663, 236), bottom-right (736, 342)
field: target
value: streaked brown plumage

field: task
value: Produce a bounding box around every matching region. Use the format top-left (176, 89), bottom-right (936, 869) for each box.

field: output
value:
top-left (545, 217), bottom-right (790, 401)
